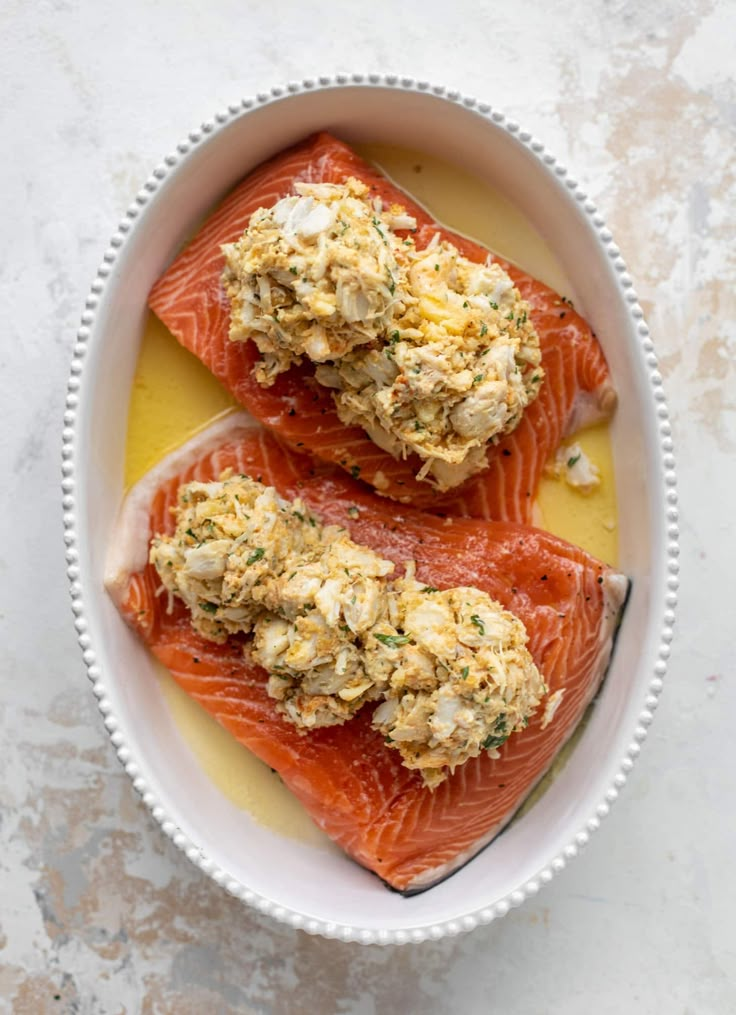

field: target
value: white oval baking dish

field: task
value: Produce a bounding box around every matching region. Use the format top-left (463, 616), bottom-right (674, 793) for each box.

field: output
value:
top-left (63, 76), bottom-right (678, 945)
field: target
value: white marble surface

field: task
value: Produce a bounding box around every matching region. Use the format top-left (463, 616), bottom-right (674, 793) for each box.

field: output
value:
top-left (1, 1), bottom-right (735, 1011)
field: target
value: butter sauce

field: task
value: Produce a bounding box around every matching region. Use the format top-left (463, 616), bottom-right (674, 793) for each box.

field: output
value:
top-left (155, 663), bottom-right (334, 848)
top-left (124, 144), bottom-right (618, 843)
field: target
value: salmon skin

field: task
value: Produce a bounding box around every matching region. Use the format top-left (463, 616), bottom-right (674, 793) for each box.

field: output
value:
top-left (149, 132), bottom-right (615, 523)
top-left (106, 413), bottom-right (627, 893)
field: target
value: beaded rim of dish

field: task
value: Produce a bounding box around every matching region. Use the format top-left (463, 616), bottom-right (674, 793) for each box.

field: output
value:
top-left (62, 74), bottom-right (678, 947)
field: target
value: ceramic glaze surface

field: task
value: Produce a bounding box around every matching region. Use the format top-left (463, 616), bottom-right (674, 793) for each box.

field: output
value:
top-left (1, 3), bottom-right (733, 1012)
top-left (65, 78), bottom-right (672, 941)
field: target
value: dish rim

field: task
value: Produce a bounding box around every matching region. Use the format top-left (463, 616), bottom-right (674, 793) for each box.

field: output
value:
top-left (62, 74), bottom-right (679, 945)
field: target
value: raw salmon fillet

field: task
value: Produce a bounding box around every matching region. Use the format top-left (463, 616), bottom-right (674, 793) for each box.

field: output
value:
top-left (106, 414), bottom-right (627, 892)
top-left (149, 133), bottom-right (615, 523)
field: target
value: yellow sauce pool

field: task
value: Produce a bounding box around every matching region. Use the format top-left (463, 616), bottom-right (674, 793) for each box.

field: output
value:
top-left (154, 663), bottom-right (332, 847)
top-left (124, 144), bottom-right (618, 843)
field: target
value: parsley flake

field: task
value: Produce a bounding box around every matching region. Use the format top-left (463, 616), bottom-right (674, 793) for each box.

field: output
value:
top-left (470, 614), bottom-right (485, 635)
top-left (374, 633), bottom-right (411, 648)
top-left (481, 732), bottom-right (508, 750)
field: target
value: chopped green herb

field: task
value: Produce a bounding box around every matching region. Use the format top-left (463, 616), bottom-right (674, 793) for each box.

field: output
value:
top-left (374, 633), bottom-right (411, 648)
top-left (434, 264), bottom-right (440, 271)
top-left (480, 322), bottom-right (488, 337)
top-left (421, 586), bottom-right (438, 593)
top-left (470, 614), bottom-right (485, 635)
top-left (200, 601), bottom-right (218, 614)
top-left (292, 510), bottom-right (304, 521)
top-left (463, 300), bottom-right (469, 309)
top-left (473, 374), bottom-right (485, 384)
top-left (347, 506), bottom-right (360, 519)
top-left (506, 311), bottom-right (515, 321)
top-left (481, 732), bottom-right (508, 750)
top-left (289, 265), bottom-right (298, 275)
top-left (246, 547), bottom-right (266, 565)
top-left (339, 624), bottom-right (350, 633)
top-left (567, 453), bottom-right (581, 468)
top-left (489, 300), bottom-right (499, 310)
top-left (185, 528), bottom-right (197, 540)
top-left (461, 666), bottom-right (470, 679)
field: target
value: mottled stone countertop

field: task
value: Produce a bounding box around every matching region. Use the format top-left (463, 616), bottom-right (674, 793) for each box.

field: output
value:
top-left (1, 1), bottom-right (734, 1012)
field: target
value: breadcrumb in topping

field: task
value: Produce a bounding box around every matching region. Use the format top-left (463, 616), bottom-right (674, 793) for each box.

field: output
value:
top-left (150, 474), bottom-right (545, 784)
top-left (222, 178), bottom-right (413, 386)
top-left (223, 179), bottom-right (544, 490)
top-left (369, 575), bottom-right (546, 788)
top-left (150, 472), bottom-right (394, 728)
top-left (318, 239), bottom-right (543, 490)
